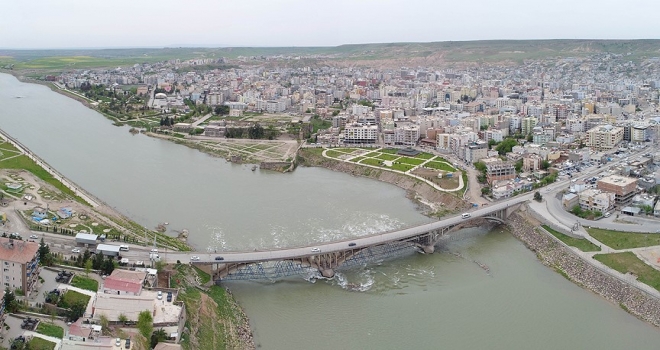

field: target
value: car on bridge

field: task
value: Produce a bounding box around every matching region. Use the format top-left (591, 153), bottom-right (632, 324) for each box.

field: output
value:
top-left (348, 243), bottom-right (356, 247)
top-left (190, 256), bottom-right (200, 261)
top-left (311, 248), bottom-right (321, 253)
top-left (215, 256), bottom-right (224, 261)
top-left (461, 213), bottom-right (471, 219)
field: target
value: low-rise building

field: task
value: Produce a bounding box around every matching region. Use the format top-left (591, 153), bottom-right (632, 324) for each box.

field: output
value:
top-left (483, 158), bottom-right (516, 185)
top-left (102, 269), bottom-right (147, 296)
top-left (578, 189), bottom-right (615, 213)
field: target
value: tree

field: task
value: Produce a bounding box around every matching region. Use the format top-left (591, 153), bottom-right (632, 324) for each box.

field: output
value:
top-left (38, 237), bottom-right (53, 266)
top-left (67, 300), bottom-right (87, 322)
top-left (541, 160), bottom-right (551, 170)
top-left (214, 105), bottom-right (229, 116)
top-left (3, 288), bottom-right (18, 313)
top-left (495, 138), bottom-right (518, 155)
top-left (137, 310), bottom-right (154, 340)
top-left (488, 139), bottom-right (499, 148)
top-left (102, 258), bottom-right (115, 275)
top-left (84, 259), bottom-right (93, 276)
top-left (481, 187), bottom-right (491, 195)
top-left (151, 328), bottom-right (168, 348)
top-left (514, 159), bottom-right (523, 173)
top-left (527, 134), bottom-right (534, 142)
top-left (99, 314), bottom-right (110, 335)
top-left (534, 191), bottom-right (543, 202)
top-left (118, 313), bottom-right (129, 325)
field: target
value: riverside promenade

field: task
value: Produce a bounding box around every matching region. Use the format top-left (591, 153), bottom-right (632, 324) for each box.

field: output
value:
top-left (0, 127), bottom-right (100, 208)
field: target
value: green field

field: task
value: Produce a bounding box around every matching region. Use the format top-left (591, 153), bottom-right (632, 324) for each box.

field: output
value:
top-left (542, 225), bottom-right (601, 252)
top-left (594, 252), bottom-right (660, 292)
top-left (325, 150), bottom-right (346, 158)
top-left (70, 275), bottom-right (99, 292)
top-left (397, 157), bottom-right (425, 166)
top-left (27, 337), bottom-right (56, 350)
top-left (360, 158), bottom-right (382, 167)
top-left (58, 290), bottom-right (91, 309)
top-left (350, 156), bottom-right (365, 163)
top-left (424, 161), bottom-right (455, 172)
top-left (375, 153), bottom-right (399, 161)
top-left (37, 322), bottom-right (65, 339)
top-left (587, 228), bottom-right (660, 249)
top-left (390, 163), bottom-right (415, 172)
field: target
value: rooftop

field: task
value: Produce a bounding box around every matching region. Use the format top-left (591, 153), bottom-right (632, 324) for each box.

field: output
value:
top-left (0, 237), bottom-right (39, 264)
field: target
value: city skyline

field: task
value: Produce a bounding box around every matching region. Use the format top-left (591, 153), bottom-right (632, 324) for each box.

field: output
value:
top-left (3, 0), bottom-right (660, 49)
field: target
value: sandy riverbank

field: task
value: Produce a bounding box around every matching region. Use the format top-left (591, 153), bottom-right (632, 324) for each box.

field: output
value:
top-left (509, 209), bottom-right (660, 327)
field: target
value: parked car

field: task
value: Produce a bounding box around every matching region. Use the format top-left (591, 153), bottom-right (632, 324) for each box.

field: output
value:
top-left (29, 234), bottom-right (38, 239)
top-left (167, 292), bottom-right (172, 302)
top-left (125, 338), bottom-right (131, 349)
top-left (71, 248), bottom-right (80, 254)
top-left (157, 291), bottom-right (162, 300)
top-left (115, 338), bottom-right (121, 346)
top-left (190, 256), bottom-right (200, 261)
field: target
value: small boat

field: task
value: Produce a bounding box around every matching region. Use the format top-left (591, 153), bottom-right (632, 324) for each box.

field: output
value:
top-left (251, 165), bottom-right (257, 171)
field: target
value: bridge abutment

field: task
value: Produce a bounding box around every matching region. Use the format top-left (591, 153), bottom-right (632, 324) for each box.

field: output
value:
top-left (422, 245), bottom-right (435, 254)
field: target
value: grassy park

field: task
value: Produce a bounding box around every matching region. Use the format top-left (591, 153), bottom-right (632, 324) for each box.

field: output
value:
top-left (541, 225), bottom-right (600, 252)
top-left (587, 227), bottom-right (660, 249)
top-left (594, 252), bottom-right (660, 292)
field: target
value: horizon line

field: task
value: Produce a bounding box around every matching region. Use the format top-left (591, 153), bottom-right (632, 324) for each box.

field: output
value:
top-left (1, 38), bottom-right (659, 51)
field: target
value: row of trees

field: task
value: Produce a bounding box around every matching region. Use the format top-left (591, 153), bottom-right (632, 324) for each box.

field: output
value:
top-left (224, 123), bottom-right (280, 140)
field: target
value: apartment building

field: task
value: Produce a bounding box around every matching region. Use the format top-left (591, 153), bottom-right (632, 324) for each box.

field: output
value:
top-left (578, 189), bottom-right (615, 213)
top-left (0, 238), bottom-right (40, 294)
top-left (343, 124), bottom-right (378, 144)
top-left (587, 125), bottom-right (624, 150)
top-left (597, 175), bottom-right (638, 207)
top-left (483, 158), bottom-right (516, 185)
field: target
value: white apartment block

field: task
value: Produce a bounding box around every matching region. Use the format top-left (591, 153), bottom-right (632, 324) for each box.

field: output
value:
top-left (483, 130), bottom-right (503, 143)
top-left (343, 124), bottom-right (378, 144)
top-left (0, 238), bottom-right (40, 294)
top-left (395, 125), bottom-right (420, 146)
top-left (587, 125), bottom-right (624, 150)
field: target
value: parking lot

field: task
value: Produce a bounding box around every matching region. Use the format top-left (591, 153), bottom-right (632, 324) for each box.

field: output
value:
top-left (0, 315), bottom-right (37, 349)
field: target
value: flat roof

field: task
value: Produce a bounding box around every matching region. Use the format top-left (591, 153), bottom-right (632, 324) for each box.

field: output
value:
top-left (96, 244), bottom-right (120, 252)
top-left (75, 233), bottom-right (98, 241)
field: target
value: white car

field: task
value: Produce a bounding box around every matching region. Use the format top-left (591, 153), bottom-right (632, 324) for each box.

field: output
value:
top-left (151, 248), bottom-right (159, 253)
top-left (311, 248), bottom-right (321, 253)
top-left (157, 291), bottom-right (162, 300)
top-left (29, 235), bottom-right (38, 239)
top-left (72, 248), bottom-right (81, 254)
top-left (115, 338), bottom-right (121, 346)
top-left (190, 256), bottom-right (200, 261)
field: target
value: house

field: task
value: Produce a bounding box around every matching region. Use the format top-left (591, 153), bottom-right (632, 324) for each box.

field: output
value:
top-left (102, 269), bottom-right (147, 296)
top-left (32, 207), bottom-right (48, 220)
top-left (578, 189), bottom-right (615, 213)
top-left (57, 207), bottom-right (73, 219)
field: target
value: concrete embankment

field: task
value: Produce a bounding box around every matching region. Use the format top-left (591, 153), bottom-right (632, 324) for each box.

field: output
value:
top-left (509, 209), bottom-right (660, 327)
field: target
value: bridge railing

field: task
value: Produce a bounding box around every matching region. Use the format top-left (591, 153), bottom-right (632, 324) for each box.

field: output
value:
top-left (211, 206), bottom-right (512, 255)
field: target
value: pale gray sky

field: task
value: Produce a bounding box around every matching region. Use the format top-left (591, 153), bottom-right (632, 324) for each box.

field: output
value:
top-left (2, 0), bottom-right (659, 49)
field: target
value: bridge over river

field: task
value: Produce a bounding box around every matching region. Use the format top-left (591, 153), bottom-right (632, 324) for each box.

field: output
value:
top-left (171, 195), bottom-right (530, 282)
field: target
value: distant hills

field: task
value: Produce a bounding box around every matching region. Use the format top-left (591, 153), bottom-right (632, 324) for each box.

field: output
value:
top-left (2, 39), bottom-right (660, 71)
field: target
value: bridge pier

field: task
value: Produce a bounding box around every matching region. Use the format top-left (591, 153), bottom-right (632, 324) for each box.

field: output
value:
top-left (320, 268), bottom-right (335, 278)
top-left (421, 245), bottom-right (435, 254)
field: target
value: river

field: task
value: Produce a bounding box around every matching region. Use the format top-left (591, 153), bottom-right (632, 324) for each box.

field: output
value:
top-left (2, 73), bottom-right (660, 349)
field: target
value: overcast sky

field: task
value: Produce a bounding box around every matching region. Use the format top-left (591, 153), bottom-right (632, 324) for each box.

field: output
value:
top-left (2, 0), bottom-right (659, 49)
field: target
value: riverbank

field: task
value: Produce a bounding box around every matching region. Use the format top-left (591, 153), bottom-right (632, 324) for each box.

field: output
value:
top-left (297, 148), bottom-right (469, 217)
top-left (509, 208), bottom-right (660, 327)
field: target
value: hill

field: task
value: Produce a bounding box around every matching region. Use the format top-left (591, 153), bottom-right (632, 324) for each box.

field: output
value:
top-left (2, 39), bottom-right (660, 71)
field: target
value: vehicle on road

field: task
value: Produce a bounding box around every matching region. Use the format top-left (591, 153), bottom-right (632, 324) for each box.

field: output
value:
top-left (461, 213), bottom-right (471, 219)
top-left (29, 235), bottom-right (38, 239)
top-left (348, 242), bottom-right (356, 247)
top-left (190, 256), bottom-right (200, 261)
top-left (604, 212), bottom-right (611, 218)
top-left (311, 248), bottom-right (321, 253)
top-left (150, 248), bottom-right (158, 253)
top-left (119, 245), bottom-right (129, 252)
top-left (72, 248), bottom-right (80, 254)
top-left (215, 256), bottom-right (224, 261)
